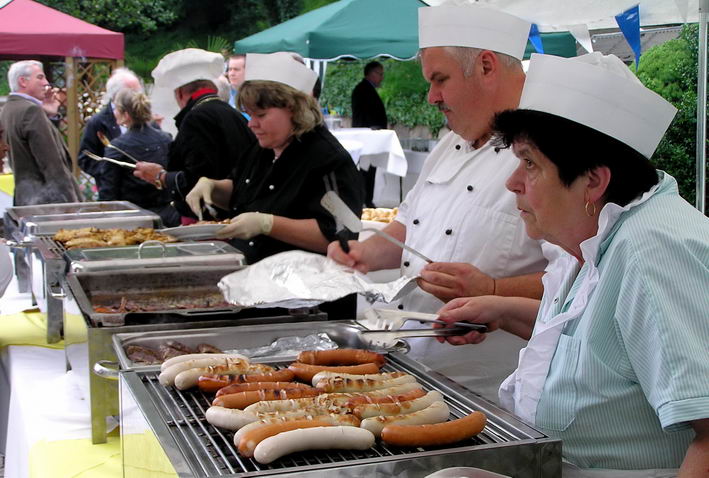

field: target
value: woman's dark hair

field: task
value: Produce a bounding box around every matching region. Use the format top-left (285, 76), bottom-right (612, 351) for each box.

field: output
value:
top-left (492, 109), bottom-right (659, 206)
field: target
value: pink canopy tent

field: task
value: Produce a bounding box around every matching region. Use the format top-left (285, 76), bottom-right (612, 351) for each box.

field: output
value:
top-left (0, 0), bottom-right (123, 60)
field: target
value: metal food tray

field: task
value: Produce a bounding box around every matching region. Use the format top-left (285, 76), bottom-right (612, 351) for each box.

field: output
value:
top-left (65, 265), bottom-right (243, 327)
top-left (65, 241), bottom-right (245, 273)
top-left (113, 321), bottom-right (383, 371)
top-left (116, 321), bottom-right (560, 477)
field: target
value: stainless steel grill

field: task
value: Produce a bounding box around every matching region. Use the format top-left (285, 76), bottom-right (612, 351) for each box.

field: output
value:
top-left (122, 352), bottom-right (561, 477)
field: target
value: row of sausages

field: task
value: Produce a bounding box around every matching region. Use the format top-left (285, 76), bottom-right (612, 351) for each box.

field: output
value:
top-left (158, 348), bottom-right (487, 464)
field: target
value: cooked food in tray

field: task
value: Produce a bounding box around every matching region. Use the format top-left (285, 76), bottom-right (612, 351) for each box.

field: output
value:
top-left (53, 227), bottom-right (176, 249)
top-left (157, 348), bottom-right (488, 463)
top-left (93, 291), bottom-right (230, 314)
top-left (125, 340), bottom-right (224, 364)
top-left (361, 207), bottom-right (398, 223)
top-left (195, 219), bottom-right (231, 225)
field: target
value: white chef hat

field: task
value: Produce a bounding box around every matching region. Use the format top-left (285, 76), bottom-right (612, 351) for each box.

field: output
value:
top-left (245, 52), bottom-right (318, 94)
top-left (151, 48), bottom-right (225, 91)
top-left (418, 2), bottom-right (532, 60)
top-left (520, 52), bottom-right (677, 158)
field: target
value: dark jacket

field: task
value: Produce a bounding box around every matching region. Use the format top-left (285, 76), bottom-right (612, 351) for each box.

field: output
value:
top-left (351, 79), bottom-right (387, 129)
top-left (102, 125), bottom-right (179, 226)
top-left (0, 95), bottom-right (82, 205)
top-left (77, 103), bottom-right (122, 198)
top-left (164, 91), bottom-right (256, 217)
top-left (228, 124), bottom-right (363, 264)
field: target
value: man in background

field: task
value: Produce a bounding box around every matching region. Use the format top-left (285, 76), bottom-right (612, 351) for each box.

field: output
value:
top-left (226, 54), bottom-right (246, 109)
top-left (351, 60), bottom-right (387, 207)
top-left (78, 67), bottom-right (143, 198)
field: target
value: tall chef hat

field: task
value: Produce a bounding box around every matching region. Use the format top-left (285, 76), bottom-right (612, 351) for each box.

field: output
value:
top-left (418, 2), bottom-right (532, 61)
top-left (245, 52), bottom-right (318, 94)
top-left (151, 48), bottom-right (225, 91)
top-left (520, 52), bottom-right (677, 158)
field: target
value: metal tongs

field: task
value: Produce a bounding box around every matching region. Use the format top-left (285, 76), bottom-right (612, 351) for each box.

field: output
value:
top-left (97, 131), bottom-right (141, 164)
top-left (320, 190), bottom-right (433, 263)
top-left (82, 150), bottom-right (136, 169)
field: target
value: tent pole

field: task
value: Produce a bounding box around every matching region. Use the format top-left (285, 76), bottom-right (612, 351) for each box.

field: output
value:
top-left (65, 56), bottom-right (80, 176)
top-left (697, 0), bottom-right (708, 213)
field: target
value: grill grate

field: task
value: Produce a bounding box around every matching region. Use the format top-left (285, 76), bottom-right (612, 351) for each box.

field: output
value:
top-left (33, 235), bottom-right (67, 261)
top-left (136, 354), bottom-right (541, 477)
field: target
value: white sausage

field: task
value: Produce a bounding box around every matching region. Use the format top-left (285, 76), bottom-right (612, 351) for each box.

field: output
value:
top-left (253, 426), bottom-right (375, 464)
top-left (315, 374), bottom-right (418, 392)
top-left (354, 390), bottom-right (444, 419)
top-left (158, 357), bottom-right (249, 386)
top-left (360, 400), bottom-right (450, 437)
top-left (173, 360), bottom-right (251, 390)
top-left (310, 370), bottom-right (406, 387)
top-left (160, 353), bottom-right (249, 371)
top-left (205, 406), bottom-right (258, 430)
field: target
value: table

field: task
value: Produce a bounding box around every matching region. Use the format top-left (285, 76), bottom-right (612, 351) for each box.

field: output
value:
top-left (332, 128), bottom-right (408, 177)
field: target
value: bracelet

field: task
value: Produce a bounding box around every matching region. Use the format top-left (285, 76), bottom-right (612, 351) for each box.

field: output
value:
top-left (154, 169), bottom-right (165, 190)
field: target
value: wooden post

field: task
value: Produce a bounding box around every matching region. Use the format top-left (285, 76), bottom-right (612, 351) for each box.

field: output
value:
top-left (65, 56), bottom-right (80, 176)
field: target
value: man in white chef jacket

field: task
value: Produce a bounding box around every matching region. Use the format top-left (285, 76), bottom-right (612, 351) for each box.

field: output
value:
top-left (328, 3), bottom-right (555, 404)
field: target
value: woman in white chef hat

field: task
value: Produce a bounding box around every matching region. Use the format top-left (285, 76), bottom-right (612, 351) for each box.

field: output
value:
top-left (185, 52), bottom-right (363, 318)
top-left (435, 52), bottom-right (709, 476)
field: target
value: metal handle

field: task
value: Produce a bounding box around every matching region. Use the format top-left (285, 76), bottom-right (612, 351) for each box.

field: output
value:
top-left (93, 360), bottom-right (120, 381)
top-left (5, 239), bottom-right (32, 249)
top-left (48, 282), bottom-right (66, 299)
top-left (138, 240), bottom-right (167, 258)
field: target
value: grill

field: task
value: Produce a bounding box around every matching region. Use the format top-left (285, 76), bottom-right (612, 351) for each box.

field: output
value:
top-left (118, 323), bottom-right (561, 477)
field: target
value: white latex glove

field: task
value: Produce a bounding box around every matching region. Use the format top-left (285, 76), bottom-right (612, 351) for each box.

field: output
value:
top-left (185, 177), bottom-right (216, 220)
top-left (216, 212), bottom-right (274, 240)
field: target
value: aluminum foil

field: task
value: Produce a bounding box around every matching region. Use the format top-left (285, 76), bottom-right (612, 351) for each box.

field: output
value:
top-left (223, 332), bottom-right (338, 361)
top-left (218, 250), bottom-right (417, 308)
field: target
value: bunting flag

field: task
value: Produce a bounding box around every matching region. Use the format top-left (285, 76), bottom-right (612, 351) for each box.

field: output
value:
top-left (529, 23), bottom-right (545, 54)
top-left (568, 24), bottom-right (593, 54)
top-left (615, 4), bottom-right (641, 69)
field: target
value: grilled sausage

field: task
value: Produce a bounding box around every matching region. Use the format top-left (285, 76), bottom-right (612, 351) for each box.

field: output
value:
top-left (353, 390), bottom-right (444, 419)
top-left (343, 388), bottom-right (426, 408)
top-left (159, 357), bottom-right (249, 387)
top-left (173, 361), bottom-right (251, 390)
top-left (233, 412), bottom-right (358, 445)
top-left (381, 411), bottom-right (487, 447)
top-left (197, 369), bottom-right (295, 393)
top-left (288, 362), bottom-right (381, 382)
top-left (253, 426), bottom-right (375, 464)
top-left (297, 349), bottom-right (386, 367)
top-left (237, 415), bottom-right (361, 457)
top-left (160, 353), bottom-right (249, 372)
top-left (216, 381), bottom-right (313, 398)
top-left (360, 400), bottom-right (450, 437)
top-left (310, 371), bottom-right (406, 387)
top-left (212, 389), bottom-right (323, 409)
top-left (246, 363), bottom-right (276, 374)
top-left (315, 374), bottom-right (417, 393)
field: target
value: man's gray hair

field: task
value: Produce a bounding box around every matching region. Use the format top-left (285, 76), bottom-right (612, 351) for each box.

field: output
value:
top-left (421, 47), bottom-right (521, 77)
top-left (102, 67), bottom-right (142, 105)
top-left (8, 60), bottom-right (43, 92)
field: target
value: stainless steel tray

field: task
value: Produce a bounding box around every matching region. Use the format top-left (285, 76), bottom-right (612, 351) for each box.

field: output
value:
top-left (65, 265), bottom-right (244, 327)
top-left (117, 322), bottom-right (561, 477)
top-left (112, 320), bottom-right (382, 371)
top-left (7, 200), bottom-right (142, 222)
top-left (65, 241), bottom-right (245, 272)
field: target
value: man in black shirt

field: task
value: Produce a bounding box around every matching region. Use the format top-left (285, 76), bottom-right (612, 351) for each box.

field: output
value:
top-left (351, 61), bottom-right (387, 207)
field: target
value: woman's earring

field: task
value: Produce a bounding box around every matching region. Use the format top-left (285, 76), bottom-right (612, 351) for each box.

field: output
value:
top-left (585, 201), bottom-right (596, 217)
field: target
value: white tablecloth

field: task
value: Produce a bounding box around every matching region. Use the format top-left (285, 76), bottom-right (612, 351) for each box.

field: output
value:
top-left (332, 128), bottom-right (408, 177)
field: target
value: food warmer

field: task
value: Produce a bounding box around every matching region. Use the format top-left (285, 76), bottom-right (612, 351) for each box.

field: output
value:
top-left (3, 200), bottom-right (162, 343)
top-left (63, 251), bottom-right (328, 445)
top-left (115, 322), bottom-right (562, 477)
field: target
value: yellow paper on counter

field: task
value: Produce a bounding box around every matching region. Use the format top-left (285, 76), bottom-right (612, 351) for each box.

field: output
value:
top-left (0, 311), bottom-right (65, 349)
top-left (0, 173), bottom-right (14, 196)
top-left (29, 436), bottom-right (122, 478)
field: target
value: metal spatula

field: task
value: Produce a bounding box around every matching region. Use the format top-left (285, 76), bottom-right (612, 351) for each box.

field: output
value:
top-left (359, 307), bottom-right (487, 333)
top-left (82, 150), bottom-right (136, 169)
top-left (320, 191), bottom-right (433, 263)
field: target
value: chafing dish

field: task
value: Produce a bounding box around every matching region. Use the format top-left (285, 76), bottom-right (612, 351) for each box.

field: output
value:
top-left (64, 265), bottom-right (328, 444)
top-left (115, 322), bottom-right (561, 477)
top-left (3, 200), bottom-right (162, 343)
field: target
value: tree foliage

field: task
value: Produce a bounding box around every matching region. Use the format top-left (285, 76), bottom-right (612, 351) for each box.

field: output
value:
top-left (636, 24), bottom-right (707, 206)
top-left (37, 0), bottom-right (177, 34)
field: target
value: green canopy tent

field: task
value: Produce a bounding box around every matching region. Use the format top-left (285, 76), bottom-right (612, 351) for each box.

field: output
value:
top-left (234, 0), bottom-right (577, 60)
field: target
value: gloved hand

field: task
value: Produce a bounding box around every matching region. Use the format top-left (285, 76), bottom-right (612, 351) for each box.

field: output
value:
top-left (185, 177), bottom-right (216, 220)
top-left (216, 212), bottom-right (274, 240)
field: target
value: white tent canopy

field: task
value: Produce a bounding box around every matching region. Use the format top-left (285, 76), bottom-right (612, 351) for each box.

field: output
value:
top-left (424, 0), bottom-right (707, 213)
